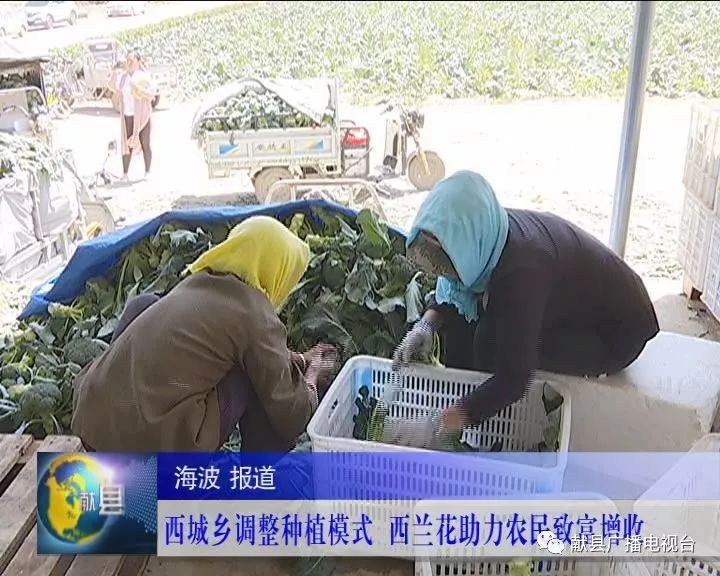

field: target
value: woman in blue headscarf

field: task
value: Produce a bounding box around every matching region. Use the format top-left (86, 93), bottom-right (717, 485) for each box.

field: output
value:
top-left (394, 170), bottom-right (659, 435)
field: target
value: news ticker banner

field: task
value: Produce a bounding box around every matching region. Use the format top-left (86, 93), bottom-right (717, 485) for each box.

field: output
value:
top-left (36, 451), bottom-right (720, 558)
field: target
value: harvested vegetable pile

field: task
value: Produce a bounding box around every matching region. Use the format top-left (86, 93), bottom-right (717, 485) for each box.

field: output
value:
top-left (0, 132), bottom-right (64, 180)
top-left (0, 208), bottom-right (436, 439)
top-left (55, 1), bottom-right (720, 103)
top-left (0, 74), bottom-right (44, 107)
top-left (196, 86), bottom-right (327, 134)
top-left (0, 74), bottom-right (30, 91)
top-left (282, 210), bottom-right (436, 360)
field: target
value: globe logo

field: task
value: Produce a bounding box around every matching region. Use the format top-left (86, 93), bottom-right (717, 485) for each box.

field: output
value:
top-left (37, 454), bottom-right (114, 545)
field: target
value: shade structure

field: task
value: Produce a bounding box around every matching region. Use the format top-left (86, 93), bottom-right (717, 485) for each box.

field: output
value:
top-left (609, 1), bottom-right (656, 258)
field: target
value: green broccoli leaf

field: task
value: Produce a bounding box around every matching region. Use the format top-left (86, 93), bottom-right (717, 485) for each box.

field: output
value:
top-left (167, 229), bottom-right (199, 247)
top-left (321, 258), bottom-right (346, 290)
top-left (48, 303), bottom-right (83, 321)
top-left (97, 318), bottom-right (119, 339)
top-left (313, 209), bottom-right (342, 236)
top-left (337, 218), bottom-right (359, 242)
top-left (376, 296), bottom-right (405, 314)
top-left (542, 409), bottom-right (562, 451)
top-left (542, 383), bottom-right (564, 415)
top-left (357, 209), bottom-right (391, 249)
top-left (288, 213), bottom-right (308, 237)
top-left (344, 256), bottom-right (377, 305)
top-left (29, 322), bottom-right (56, 346)
top-left (366, 402), bottom-right (387, 442)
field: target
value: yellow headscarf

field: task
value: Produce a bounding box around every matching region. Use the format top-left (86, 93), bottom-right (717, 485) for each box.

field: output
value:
top-left (188, 216), bottom-right (311, 309)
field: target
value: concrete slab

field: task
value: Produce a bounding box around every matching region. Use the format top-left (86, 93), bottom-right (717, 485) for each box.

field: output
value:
top-left (647, 278), bottom-right (720, 342)
top-left (553, 330), bottom-right (720, 453)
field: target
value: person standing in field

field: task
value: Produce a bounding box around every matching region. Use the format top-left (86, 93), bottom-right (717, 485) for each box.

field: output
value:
top-left (109, 52), bottom-right (155, 183)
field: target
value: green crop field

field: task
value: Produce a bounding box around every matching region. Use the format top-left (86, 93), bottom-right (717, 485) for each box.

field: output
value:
top-left (63, 1), bottom-right (719, 104)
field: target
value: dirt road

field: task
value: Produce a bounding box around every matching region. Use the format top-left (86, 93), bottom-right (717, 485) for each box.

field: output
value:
top-left (57, 94), bottom-right (710, 282)
top-left (2, 92), bottom-right (717, 331)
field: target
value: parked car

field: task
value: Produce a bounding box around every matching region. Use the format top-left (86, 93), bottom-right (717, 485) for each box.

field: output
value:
top-left (106, 1), bottom-right (147, 17)
top-left (0, 10), bottom-right (28, 38)
top-left (25, 0), bottom-right (79, 29)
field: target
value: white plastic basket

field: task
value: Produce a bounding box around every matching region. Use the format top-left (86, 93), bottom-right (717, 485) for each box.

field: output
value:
top-left (415, 558), bottom-right (617, 576)
top-left (677, 192), bottom-right (713, 291)
top-left (620, 562), bottom-right (653, 576)
top-left (307, 356), bottom-right (572, 496)
top-left (643, 560), bottom-right (720, 576)
top-left (307, 357), bottom-right (571, 559)
top-left (634, 434), bottom-right (720, 559)
top-left (416, 556), bottom-right (669, 576)
top-left (701, 217), bottom-right (720, 322)
top-left (414, 492), bottom-right (620, 576)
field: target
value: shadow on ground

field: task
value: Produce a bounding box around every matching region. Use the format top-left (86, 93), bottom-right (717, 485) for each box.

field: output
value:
top-left (171, 193), bottom-right (259, 210)
top-left (72, 105), bottom-right (120, 119)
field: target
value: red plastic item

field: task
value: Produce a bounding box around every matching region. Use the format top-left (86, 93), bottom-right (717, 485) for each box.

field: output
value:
top-left (342, 127), bottom-right (370, 148)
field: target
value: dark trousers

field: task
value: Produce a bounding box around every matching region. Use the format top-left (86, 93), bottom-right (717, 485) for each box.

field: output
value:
top-left (441, 309), bottom-right (649, 379)
top-left (122, 115), bottom-right (152, 175)
top-left (106, 294), bottom-right (293, 452)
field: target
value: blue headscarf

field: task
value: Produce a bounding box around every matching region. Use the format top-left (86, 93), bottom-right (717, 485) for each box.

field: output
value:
top-left (406, 170), bottom-right (509, 323)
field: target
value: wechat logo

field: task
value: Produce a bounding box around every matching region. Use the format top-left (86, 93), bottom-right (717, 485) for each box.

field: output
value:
top-left (537, 530), bottom-right (565, 555)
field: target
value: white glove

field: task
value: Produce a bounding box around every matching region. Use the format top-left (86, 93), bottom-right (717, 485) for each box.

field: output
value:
top-left (392, 319), bottom-right (436, 370)
top-left (381, 411), bottom-right (446, 450)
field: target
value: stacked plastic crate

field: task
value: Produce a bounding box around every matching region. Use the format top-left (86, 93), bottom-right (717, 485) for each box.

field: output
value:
top-left (634, 434), bottom-right (720, 576)
top-left (679, 102), bottom-right (720, 321)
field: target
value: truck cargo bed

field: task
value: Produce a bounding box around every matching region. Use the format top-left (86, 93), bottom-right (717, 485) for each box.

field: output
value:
top-left (202, 125), bottom-right (339, 178)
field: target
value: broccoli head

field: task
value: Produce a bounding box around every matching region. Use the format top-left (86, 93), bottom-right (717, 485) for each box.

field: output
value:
top-left (7, 383), bottom-right (31, 402)
top-left (17, 381), bottom-right (62, 423)
top-left (64, 338), bottom-right (109, 367)
top-left (1, 363), bottom-right (32, 383)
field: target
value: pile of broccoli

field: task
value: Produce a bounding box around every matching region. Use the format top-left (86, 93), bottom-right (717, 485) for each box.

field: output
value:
top-left (0, 319), bottom-right (109, 436)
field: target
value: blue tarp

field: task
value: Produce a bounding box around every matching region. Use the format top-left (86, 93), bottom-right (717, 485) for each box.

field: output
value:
top-left (19, 199), bottom-right (407, 320)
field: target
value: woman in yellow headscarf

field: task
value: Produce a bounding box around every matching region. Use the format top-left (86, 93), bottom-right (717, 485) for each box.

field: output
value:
top-left (71, 216), bottom-right (337, 453)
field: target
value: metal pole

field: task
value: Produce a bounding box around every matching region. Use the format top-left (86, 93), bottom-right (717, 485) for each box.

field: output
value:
top-left (609, 0), bottom-right (655, 257)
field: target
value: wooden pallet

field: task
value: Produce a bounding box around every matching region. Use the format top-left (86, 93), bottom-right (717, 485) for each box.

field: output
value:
top-left (0, 434), bottom-right (149, 576)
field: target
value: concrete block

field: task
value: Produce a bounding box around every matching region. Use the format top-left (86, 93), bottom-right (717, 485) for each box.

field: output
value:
top-left (544, 331), bottom-right (720, 453)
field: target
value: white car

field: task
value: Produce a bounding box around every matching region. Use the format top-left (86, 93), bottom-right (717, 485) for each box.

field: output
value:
top-left (106, 1), bottom-right (147, 18)
top-left (0, 10), bottom-right (27, 38)
top-left (25, 0), bottom-right (79, 29)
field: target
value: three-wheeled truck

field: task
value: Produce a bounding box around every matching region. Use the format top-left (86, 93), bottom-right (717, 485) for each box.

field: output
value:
top-left (190, 78), bottom-right (446, 203)
top-left (0, 43), bottom-right (116, 283)
top-left (48, 38), bottom-right (179, 113)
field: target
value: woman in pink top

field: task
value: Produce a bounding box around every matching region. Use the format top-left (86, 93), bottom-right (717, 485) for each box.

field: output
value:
top-left (110, 52), bottom-right (155, 183)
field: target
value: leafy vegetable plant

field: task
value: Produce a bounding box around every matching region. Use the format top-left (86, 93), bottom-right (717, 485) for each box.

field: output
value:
top-left (0, 208), bottom-right (436, 442)
top-left (50, 2), bottom-right (720, 104)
